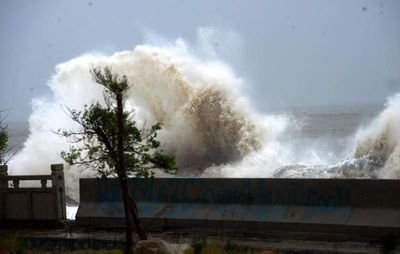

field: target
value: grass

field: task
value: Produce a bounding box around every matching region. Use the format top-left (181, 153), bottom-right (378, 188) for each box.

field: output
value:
top-left (67, 250), bottom-right (122, 254)
top-left (191, 235), bottom-right (278, 254)
top-left (199, 243), bottom-right (277, 254)
top-left (0, 231), bottom-right (26, 253)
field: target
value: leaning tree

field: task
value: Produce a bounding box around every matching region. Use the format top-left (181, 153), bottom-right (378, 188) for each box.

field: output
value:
top-left (59, 67), bottom-right (176, 253)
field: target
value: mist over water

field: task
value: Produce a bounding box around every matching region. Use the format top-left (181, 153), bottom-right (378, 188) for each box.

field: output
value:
top-left (7, 38), bottom-right (400, 200)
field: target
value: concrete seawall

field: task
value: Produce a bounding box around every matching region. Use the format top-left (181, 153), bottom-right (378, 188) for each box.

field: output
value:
top-left (76, 178), bottom-right (400, 240)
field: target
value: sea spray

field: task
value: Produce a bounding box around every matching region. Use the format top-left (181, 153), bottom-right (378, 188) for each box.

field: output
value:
top-left (353, 93), bottom-right (400, 178)
top-left (9, 39), bottom-right (400, 201)
top-left (267, 94), bottom-right (400, 179)
top-left (9, 41), bottom-right (285, 200)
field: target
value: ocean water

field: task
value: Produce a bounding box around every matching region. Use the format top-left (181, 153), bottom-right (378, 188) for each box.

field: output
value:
top-left (7, 103), bottom-right (383, 179)
top-left (7, 104), bottom-right (380, 149)
top-left (269, 104), bottom-right (384, 178)
top-left (274, 104), bottom-right (381, 158)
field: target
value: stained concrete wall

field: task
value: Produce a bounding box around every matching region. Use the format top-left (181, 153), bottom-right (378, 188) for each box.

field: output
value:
top-left (76, 178), bottom-right (400, 239)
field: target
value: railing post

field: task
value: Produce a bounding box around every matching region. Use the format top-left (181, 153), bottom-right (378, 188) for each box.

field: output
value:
top-left (0, 165), bottom-right (7, 220)
top-left (0, 164), bottom-right (7, 189)
top-left (51, 164), bottom-right (66, 220)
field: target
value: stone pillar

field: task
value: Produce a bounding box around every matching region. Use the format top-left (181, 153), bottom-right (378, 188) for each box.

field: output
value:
top-left (0, 165), bottom-right (7, 220)
top-left (51, 164), bottom-right (66, 220)
top-left (0, 165), bottom-right (8, 189)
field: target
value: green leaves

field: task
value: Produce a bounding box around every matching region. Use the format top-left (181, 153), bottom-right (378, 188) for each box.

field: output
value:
top-left (59, 67), bottom-right (177, 178)
top-left (0, 130), bottom-right (7, 153)
top-left (91, 67), bottom-right (128, 97)
top-left (150, 151), bottom-right (177, 174)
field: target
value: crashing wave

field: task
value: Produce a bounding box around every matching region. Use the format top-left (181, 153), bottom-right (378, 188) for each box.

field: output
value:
top-left (10, 41), bottom-right (284, 200)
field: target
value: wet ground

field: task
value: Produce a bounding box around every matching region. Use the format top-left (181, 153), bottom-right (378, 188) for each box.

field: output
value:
top-left (0, 228), bottom-right (393, 254)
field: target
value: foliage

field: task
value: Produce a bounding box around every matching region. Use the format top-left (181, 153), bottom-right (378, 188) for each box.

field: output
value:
top-left (0, 232), bottom-right (26, 253)
top-left (67, 249), bottom-right (123, 254)
top-left (190, 236), bottom-right (277, 254)
top-left (199, 244), bottom-right (226, 254)
top-left (58, 67), bottom-right (176, 178)
top-left (191, 235), bottom-right (208, 254)
top-left (0, 112), bottom-right (9, 166)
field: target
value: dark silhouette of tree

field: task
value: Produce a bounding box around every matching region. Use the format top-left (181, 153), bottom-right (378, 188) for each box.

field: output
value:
top-left (0, 111), bottom-right (17, 166)
top-left (59, 67), bottom-right (176, 253)
top-left (0, 112), bottom-right (8, 166)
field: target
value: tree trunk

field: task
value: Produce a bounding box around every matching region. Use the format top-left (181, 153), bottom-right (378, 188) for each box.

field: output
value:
top-left (116, 93), bottom-right (133, 254)
top-left (116, 92), bottom-right (147, 254)
top-left (129, 193), bottom-right (147, 240)
top-left (120, 177), bottom-right (134, 254)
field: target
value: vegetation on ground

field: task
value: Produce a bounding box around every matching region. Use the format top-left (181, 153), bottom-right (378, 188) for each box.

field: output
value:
top-left (0, 232), bottom-right (279, 254)
top-left (191, 236), bottom-right (277, 254)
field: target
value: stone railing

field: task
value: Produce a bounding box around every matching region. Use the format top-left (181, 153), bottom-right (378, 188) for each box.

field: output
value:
top-left (0, 164), bottom-right (66, 221)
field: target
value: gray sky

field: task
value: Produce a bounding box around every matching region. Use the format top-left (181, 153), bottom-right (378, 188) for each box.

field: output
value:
top-left (1, 0), bottom-right (400, 121)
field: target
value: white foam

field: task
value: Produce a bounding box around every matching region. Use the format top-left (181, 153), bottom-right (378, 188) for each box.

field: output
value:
top-left (9, 34), bottom-right (400, 202)
top-left (10, 39), bottom-right (287, 200)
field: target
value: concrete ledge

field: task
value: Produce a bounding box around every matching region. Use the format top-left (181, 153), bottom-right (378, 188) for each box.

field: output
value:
top-left (76, 178), bottom-right (400, 240)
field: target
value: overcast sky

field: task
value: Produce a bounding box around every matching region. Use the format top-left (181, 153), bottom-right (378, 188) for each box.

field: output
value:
top-left (1, 0), bottom-right (400, 121)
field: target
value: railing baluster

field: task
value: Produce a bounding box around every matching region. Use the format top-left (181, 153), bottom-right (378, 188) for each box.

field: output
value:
top-left (41, 179), bottom-right (47, 188)
top-left (12, 179), bottom-right (19, 189)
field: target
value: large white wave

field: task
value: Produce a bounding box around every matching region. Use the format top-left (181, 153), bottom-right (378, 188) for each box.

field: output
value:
top-left (352, 94), bottom-right (400, 178)
top-left (9, 40), bottom-right (287, 200)
top-left (9, 37), bottom-right (400, 200)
